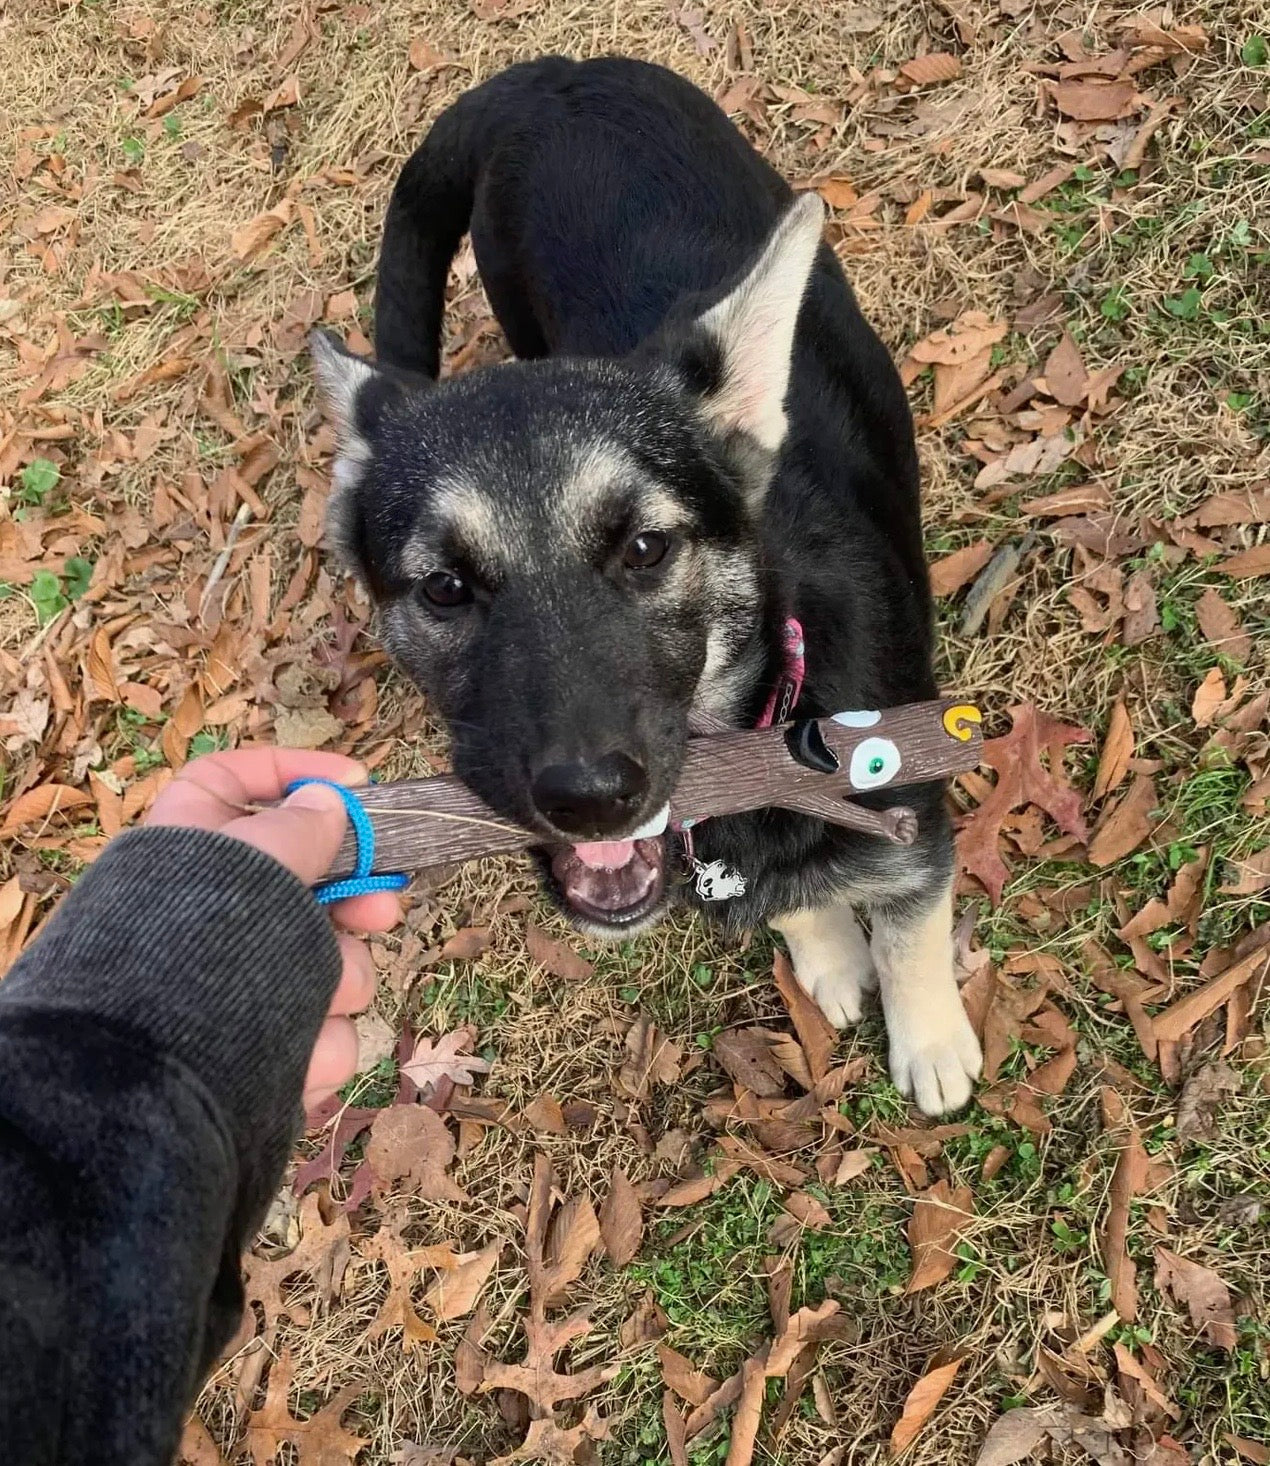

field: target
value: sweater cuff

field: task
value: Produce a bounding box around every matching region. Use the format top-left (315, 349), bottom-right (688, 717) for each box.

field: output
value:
top-left (0, 826), bottom-right (341, 1156)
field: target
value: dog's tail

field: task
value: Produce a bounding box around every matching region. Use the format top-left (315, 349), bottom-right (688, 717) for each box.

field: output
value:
top-left (374, 59), bottom-right (570, 378)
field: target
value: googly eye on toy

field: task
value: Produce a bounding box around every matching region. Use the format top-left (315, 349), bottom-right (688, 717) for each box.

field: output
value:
top-left (848, 736), bottom-right (902, 790)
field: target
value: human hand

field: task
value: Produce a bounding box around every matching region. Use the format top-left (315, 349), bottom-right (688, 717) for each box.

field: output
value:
top-left (145, 747), bottom-right (401, 1113)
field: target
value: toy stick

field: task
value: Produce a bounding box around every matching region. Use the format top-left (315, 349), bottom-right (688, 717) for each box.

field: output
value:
top-left (327, 698), bottom-right (983, 880)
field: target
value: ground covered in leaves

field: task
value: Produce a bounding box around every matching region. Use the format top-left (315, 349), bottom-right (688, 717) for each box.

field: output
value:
top-left (2, 1), bottom-right (1269, 1464)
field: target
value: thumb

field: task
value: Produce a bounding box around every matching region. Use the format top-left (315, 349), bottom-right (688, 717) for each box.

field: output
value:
top-left (222, 780), bottom-right (349, 886)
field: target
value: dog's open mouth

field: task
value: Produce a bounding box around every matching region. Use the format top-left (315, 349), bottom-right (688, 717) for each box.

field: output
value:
top-left (548, 804), bottom-right (670, 929)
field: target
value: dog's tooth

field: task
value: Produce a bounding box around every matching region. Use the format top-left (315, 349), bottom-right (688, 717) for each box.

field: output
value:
top-left (630, 803), bottom-right (670, 840)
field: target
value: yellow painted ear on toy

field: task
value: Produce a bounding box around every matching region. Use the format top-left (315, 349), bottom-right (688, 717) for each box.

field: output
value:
top-left (942, 704), bottom-right (982, 742)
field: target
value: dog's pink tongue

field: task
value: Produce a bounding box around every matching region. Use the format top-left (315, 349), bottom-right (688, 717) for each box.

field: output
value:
top-left (573, 840), bottom-right (635, 870)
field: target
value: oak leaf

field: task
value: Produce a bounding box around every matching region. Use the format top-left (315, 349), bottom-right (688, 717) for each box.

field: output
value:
top-left (400, 1027), bottom-right (491, 1096)
top-left (244, 1352), bottom-right (367, 1465)
top-left (955, 704), bottom-right (1090, 903)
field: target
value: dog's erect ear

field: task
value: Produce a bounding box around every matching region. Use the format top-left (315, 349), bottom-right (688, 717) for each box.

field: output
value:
top-left (687, 193), bottom-right (824, 455)
top-left (309, 329), bottom-right (397, 445)
top-left (309, 330), bottom-right (406, 581)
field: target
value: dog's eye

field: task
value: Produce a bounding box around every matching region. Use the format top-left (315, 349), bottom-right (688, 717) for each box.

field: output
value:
top-left (848, 736), bottom-right (902, 790)
top-left (623, 530), bottom-right (670, 570)
top-left (420, 570), bottom-right (472, 610)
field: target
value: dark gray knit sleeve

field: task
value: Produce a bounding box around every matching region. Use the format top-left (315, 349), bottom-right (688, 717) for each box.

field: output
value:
top-left (0, 824), bottom-right (342, 1166)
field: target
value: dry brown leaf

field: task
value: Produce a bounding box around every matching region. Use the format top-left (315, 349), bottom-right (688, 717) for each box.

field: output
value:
top-left (1, 783), bottom-right (94, 836)
top-left (658, 1344), bottom-right (719, 1407)
top-left (782, 1190), bottom-right (833, 1231)
top-left (408, 37), bottom-right (452, 71)
top-left (479, 1311), bottom-right (619, 1414)
top-left (1101, 1087), bottom-right (1149, 1320)
top-left (599, 1166), bottom-right (643, 1266)
top-left (772, 949), bottom-right (837, 1083)
top-left (956, 704), bottom-right (1090, 903)
top-left (1192, 667), bottom-right (1228, 727)
top-left (1092, 699), bottom-right (1133, 801)
top-left (654, 1158), bottom-right (743, 1207)
top-left (542, 1194), bottom-right (602, 1305)
top-left (712, 1028), bottom-right (787, 1097)
top-left (813, 175), bottom-right (858, 209)
top-left (1020, 482), bottom-right (1113, 517)
top-left (617, 1014), bottom-right (683, 1100)
top-left (1194, 589), bottom-right (1251, 663)
top-left (441, 926), bottom-right (492, 961)
top-left (1225, 1437), bottom-right (1270, 1466)
top-left (1087, 775), bottom-right (1157, 867)
top-left (1043, 331), bottom-right (1088, 407)
top-left (525, 923), bottom-right (594, 981)
top-left (908, 313), bottom-right (1007, 368)
top-left (1154, 1247), bottom-right (1237, 1349)
top-left (1220, 544), bottom-right (1270, 578)
top-left (974, 1404), bottom-right (1129, 1466)
top-left (890, 1353), bottom-right (966, 1454)
top-left (231, 200), bottom-right (293, 262)
top-left (274, 707), bottom-right (343, 749)
top-left (488, 1409), bottom-right (609, 1466)
top-left (400, 1027), bottom-right (491, 1094)
top-left (1052, 78), bottom-right (1141, 122)
top-left (364, 1105), bottom-right (468, 1202)
top-left (244, 1352), bottom-right (367, 1465)
top-left (523, 1092), bottom-right (567, 1134)
top-left (663, 1393), bottom-right (690, 1466)
top-left (900, 52), bottom-right (962, 85)
top-left (1176, 1061), bottom-right (1239, 1143)
top-left (724, 1356), bottom-right (766, 1466)
top-left (1152, 948), bottom-right (1268, 1043)
top-left (1121, 571), bottom-right (1159, 647)
top-left (929, 540), bottom-right (993, 597)
top-left (424, 1241), bottom-right (501, 1320)
top-left (833, 1149), bottom-right (875, 1184)
top-left (906, 1181), bottom-right (974, 1292)
top-left (1220, 847), bottom-right (1270, 897)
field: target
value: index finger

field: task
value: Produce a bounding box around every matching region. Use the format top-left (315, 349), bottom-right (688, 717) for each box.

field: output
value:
top-left (147, 747), bottom-right (367, 833)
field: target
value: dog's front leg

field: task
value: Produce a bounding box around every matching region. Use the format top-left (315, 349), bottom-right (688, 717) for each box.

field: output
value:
top-left (869, 876), bottom-right (982, 1115)
top-left (770, 904), bottom-right (878, 1027)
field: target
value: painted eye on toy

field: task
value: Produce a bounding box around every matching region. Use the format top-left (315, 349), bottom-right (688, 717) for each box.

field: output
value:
top-left (848, 736), bottom-right (902, 790)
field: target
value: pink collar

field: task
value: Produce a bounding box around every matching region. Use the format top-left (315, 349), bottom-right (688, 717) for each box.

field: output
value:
top-left (756, 617), bottom-right (805, 729)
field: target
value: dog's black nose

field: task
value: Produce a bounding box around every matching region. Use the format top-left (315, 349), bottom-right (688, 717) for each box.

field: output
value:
top-left (531, 753), bottom-right (649, 837)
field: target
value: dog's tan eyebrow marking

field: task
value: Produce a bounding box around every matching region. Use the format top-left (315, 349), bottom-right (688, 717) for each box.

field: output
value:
top-left (560, 440), bottom-right (694, 549)
top-left (399, 471), bottom-right (507, 578)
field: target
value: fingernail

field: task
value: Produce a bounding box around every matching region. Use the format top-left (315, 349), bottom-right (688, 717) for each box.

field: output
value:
top-left (337, 762), bottom-right (369, 787)
top-left (284, 781), bottom-right (347, 815)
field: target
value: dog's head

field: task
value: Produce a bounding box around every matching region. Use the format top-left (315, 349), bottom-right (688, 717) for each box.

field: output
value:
top-left (311, 195), bottom-right (823, 935)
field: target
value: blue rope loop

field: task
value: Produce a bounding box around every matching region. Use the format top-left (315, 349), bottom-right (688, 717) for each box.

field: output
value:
top-left (285, 777), bottom-right (410, 905)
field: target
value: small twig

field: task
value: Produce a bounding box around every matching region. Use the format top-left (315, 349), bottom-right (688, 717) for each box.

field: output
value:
top-left (959, 532), bottom-right (1039, 636)
top-left (199, 501), bottom-right (253, 620)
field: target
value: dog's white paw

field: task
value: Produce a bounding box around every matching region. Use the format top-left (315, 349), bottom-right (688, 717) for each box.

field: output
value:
top-left (885, 992), bottom-right (982, 1115)
top-left (792, 947), bottom-right (878, 1028)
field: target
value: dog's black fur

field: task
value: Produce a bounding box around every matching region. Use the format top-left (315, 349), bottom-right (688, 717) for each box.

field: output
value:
top-left (312, 56), bottom-right (978, 1109)
top-left (321, 57), bottom-right (944, 914)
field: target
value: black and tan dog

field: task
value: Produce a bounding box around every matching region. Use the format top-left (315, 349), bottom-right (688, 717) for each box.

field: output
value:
top-left (312, 56), bottom-right (982, 1114)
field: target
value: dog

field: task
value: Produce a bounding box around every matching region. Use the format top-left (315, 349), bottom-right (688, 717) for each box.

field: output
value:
top-left (311, 56), bottom-right (983, 1115)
